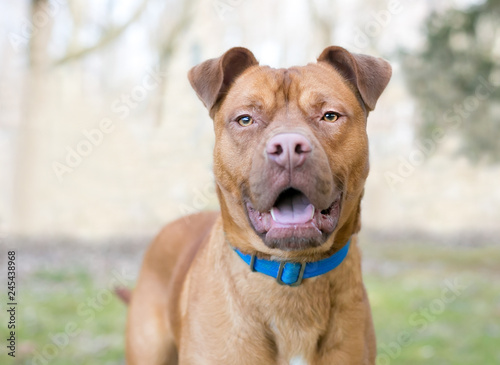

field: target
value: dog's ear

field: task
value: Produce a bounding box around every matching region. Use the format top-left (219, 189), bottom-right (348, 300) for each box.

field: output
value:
top-left (188, 47), bottom-right (258, 116)
top-left (317, 46), bottom-right (392, 111)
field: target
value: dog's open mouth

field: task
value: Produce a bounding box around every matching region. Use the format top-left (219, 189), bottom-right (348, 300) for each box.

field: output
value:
top-left (270, 189), bottom-right (315, 224)
top-left (246, 188), bottom-right (342, 250)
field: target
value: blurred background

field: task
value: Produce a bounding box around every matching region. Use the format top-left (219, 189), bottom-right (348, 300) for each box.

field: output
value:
top-left (0, 0), bottom-right (499, 364)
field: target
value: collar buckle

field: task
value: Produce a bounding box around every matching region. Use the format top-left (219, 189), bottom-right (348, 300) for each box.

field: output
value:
top-left (276, 261), bottom-right (306, 287)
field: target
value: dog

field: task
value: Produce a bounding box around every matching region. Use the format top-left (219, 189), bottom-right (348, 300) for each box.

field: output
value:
top-left (125, 46), bottom-right (391, 364)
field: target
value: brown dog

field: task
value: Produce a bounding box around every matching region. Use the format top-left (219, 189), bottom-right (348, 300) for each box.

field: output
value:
top-left (126, 46), bottom-right (391, 365)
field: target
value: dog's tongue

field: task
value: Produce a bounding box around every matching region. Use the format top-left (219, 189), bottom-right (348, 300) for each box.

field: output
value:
top-left (270, 191), bottom-right (315, 224)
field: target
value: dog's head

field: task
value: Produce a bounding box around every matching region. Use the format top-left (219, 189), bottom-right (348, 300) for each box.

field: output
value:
top-left (188, 46), bottom-right (391, 258)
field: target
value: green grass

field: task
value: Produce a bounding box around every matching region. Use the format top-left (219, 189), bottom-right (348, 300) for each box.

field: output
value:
top-left (1, 243), bottom-right (499, 364)
top-left (363, 243), bottom-right (500, 365)
top-left (1, 268), bottom-right (127, 365)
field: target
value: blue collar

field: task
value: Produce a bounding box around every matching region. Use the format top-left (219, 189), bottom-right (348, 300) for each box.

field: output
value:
top-left (233, 239), bottom-right (351, 287)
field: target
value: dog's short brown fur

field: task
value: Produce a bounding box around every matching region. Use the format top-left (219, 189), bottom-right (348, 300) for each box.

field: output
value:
top-left (126, 46), bottom-right (391, 364)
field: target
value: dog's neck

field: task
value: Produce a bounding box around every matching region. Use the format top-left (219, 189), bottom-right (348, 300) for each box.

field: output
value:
top-left (210, 217), bottom-right (365, 362)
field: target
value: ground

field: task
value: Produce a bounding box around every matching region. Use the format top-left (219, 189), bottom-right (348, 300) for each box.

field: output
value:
top-left (1, 232), bottom-right (499, 365)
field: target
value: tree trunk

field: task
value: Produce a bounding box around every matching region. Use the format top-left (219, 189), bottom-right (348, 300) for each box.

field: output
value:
top-left (12, 0), bottom-right (54, 234)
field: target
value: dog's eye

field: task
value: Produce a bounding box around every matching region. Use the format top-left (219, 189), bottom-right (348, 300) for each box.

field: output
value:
top-left (237, 115), bottom-right (254, 127)
top-left (322, 112), bottom-right (339, 123)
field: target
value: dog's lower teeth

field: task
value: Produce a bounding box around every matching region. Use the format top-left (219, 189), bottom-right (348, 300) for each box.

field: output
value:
top-left (310, 206), bottom-right (315, 220)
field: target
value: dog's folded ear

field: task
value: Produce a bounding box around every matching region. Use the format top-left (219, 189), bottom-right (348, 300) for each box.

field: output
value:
top-left (188, 47), bottom-right (258, 117)
top-left (317, 46), bottom-right (392, 111)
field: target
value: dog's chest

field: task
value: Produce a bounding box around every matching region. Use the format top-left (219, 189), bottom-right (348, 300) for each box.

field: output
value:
top-left (269, 315), bottom-right (321, 364)
top-left (289, 356), bottom-right (308, 365)
top-left (265, 288), bottom-right (334, 364)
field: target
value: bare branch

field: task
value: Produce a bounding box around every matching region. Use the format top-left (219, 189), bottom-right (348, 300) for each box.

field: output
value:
top-left (54, 0), bottom-right (148, 66)
top-left (160, 0), bottom-right (196, 59)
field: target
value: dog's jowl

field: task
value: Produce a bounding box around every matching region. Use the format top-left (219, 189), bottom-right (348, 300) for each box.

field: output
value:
top-left (126, 46), bottom-right (391, 365)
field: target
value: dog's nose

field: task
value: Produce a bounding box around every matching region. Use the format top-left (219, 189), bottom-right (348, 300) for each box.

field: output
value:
top-left (266, 133), bottom-right (312, 169)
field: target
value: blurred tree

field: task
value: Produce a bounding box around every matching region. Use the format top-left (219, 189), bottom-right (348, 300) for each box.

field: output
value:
top-left (308, 0), bottom-right (337, 47)
top-left (57, 0), bottom-right (197, 126)
top-left (400, 0), bottom-right (500, 162)
top-left (12, 0), bottom-right (198, 231)
top-left (55, 0), bottom-right (149, 65)
top-left (151, 0), bottom-right (197, 126)
top-left (13, 0), bottom-right (54, 233)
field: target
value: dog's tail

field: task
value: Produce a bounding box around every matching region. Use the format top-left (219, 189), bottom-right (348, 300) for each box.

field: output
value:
top-left (114, 287), bottom-right (132, 305)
